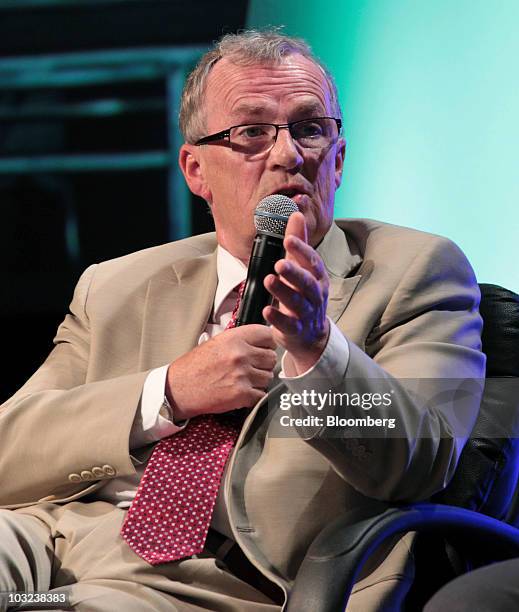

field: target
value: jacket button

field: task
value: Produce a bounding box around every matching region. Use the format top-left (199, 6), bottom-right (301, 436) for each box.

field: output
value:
top-left (92, 467), bottom-right (105, 478)
top-left (102, 464), bottom-right (116, 476)
top-left (80, 470), bottom-right (94, 481)
top-left (68, 473), bottom-right (81, 483)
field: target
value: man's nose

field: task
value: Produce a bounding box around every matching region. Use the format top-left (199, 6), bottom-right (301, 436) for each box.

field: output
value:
top-left (267, 126), bottom-right (304, 171)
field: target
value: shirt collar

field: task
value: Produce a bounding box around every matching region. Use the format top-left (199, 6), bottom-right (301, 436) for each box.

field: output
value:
top-left (214, 245), bottom-right (248, 314)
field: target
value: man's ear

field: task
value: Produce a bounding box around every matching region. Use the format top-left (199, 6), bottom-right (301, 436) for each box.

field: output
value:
top-left (334, 137), bottom-right (346, 189)
top-left (178, 144), bottom-right (212, 202)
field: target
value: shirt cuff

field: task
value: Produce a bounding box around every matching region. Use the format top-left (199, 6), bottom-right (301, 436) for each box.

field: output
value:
top-left (279, 318), bottom-right (350, 390)
top-left (130, 365), bottom-right (189, 448)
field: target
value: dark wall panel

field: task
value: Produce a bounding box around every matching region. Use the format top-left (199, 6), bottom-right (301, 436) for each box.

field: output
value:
top-left (0, 0), bottom-right (248, 55)
top-left (0, 0), bottom-right (249, 402)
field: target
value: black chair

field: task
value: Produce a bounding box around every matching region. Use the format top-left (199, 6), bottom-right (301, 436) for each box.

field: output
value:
top-left (287, 284), bottom-right (519, 612)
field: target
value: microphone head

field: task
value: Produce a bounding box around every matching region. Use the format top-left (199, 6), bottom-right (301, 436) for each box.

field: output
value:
top-left (254, 194), bottom-right (299, 236)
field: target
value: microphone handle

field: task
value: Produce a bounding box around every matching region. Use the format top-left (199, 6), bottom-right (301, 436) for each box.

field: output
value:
top-left (236, 231), bottom-right (285, 326)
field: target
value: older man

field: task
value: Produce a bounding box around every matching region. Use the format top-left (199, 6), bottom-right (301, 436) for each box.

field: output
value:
top-left (0, 30), bottom-right (484, 611)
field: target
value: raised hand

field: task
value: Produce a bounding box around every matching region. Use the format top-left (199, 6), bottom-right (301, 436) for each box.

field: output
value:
top-left (263, 212), bottom-right (330, 374)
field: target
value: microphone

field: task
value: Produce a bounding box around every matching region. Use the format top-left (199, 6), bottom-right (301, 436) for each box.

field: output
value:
top-left (236, 195), bottom-right (298, 326)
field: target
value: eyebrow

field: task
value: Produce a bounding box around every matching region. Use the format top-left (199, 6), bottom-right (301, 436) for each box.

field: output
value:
top-left (291, 101), bottom-right (326, 117)
top-left (231, 101), bottom-right (327, 122)
top-left (231, 104), bottom-right (271, 119)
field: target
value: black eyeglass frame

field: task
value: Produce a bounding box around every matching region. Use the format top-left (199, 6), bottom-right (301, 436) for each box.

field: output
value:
top-left (194, 116), bottom-right (343, 149)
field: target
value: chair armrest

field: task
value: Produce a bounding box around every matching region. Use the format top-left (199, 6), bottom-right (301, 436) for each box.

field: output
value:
top-left (287, 503), bottom-right (519, 612)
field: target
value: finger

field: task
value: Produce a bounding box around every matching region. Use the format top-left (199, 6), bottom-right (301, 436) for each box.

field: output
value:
top-left (233, 324), bottom-right (276, 349)
top-left (263, 304), bottom-right (301, 336)
top-left (250, 366), bottom-right (275, 389)
top-left (264, 273), bottom-right (316, 316)
top-left (284, 235), bottom-right (326, 281)
top-left (270, 262), bottom-right (322, 306)
top-left (249, 346), bottom-right (278, 370)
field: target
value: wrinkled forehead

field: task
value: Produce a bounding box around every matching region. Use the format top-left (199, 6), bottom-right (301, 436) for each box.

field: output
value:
top-left (203, 54), bottom-right (334, 122)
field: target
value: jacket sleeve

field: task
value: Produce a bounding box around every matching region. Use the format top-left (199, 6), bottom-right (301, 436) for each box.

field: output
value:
top-left (0, 264), bottom-right (150, 507)
top-left (284, 236), bottom-right (486, 502)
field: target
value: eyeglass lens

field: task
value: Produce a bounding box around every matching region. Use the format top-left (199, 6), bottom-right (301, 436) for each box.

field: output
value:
top-left (229, 118), bottom-right (338, 154)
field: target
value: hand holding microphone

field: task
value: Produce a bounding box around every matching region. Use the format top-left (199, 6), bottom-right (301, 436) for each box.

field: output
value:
top-left (164, 196), bottom-right (291, 420)
top-left (166, 195), bottom-right (330, 418)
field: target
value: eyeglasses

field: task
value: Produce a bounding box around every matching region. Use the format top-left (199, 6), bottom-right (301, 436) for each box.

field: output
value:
top-left (194, 117), bottom-right (342, 156)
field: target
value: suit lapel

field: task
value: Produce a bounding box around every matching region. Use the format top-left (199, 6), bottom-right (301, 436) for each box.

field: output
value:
top-left (318, 221), bottom-right (363, 323)
top-left (327, 274), bottom-right (362, 322)
top-left (138, 249), bottom-right (218, 371)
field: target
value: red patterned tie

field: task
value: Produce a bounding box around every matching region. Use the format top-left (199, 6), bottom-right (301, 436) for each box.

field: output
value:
top-left (121, 282), bottom-right (246, 565)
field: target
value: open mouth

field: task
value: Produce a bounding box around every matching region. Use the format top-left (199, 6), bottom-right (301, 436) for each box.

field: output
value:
top-left (276, 189), bottom-right (306, 198)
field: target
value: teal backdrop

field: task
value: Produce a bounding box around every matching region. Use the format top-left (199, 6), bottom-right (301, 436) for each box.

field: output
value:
top-left (248, 0), bottom-right (518, 291)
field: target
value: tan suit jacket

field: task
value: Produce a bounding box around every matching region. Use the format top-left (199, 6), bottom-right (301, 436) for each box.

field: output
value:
top-left (0, 219), bottom-right (485, 608)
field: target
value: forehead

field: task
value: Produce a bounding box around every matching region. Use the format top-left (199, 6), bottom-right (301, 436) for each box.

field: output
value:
top-left (204, 54), bottom-right (333, 126)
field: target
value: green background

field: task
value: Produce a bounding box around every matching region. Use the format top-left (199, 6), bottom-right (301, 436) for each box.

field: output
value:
top-left (248, 0), bottom-right (518, 291)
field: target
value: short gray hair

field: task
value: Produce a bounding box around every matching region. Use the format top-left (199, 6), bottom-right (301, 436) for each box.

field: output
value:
top-left (179, 29), bottom-right (342, 144)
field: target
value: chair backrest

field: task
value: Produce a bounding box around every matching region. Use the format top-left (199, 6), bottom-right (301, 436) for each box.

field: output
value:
top-left (432, 284), bottom-right (519, 526)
